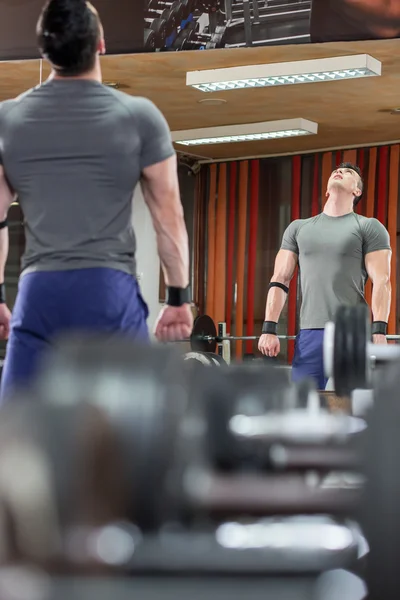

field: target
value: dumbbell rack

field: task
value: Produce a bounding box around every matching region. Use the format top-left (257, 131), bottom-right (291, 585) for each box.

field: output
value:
top-left (223, 0), bottom-right (312, 48)
top-left (144, 0), bottom-right (311, 53)
top-left (144, 0), bottom-right (230, 51)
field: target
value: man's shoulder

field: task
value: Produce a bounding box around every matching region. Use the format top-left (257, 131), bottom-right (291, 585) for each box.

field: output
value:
top-left (355, 214), bottom-right (387, 232)
top-left (0, 87), bottom-right (40, 119)
top-left (289, 215), bottom-right (318, 231)
top-left (104, 88), bottom-right (158, 116)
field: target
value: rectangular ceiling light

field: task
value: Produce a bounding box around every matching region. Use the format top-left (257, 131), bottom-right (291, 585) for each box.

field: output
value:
top-left (186, 54), bottom-right (381, 93)
top-left (172, 119), bottom-right (318, 146)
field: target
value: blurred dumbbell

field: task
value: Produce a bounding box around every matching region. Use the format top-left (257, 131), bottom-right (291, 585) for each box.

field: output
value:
top-left (144, 28), bottom-right (157, 50)
top-left (35, 334), bottom-right (187, 532)
top-left (146, 8), bottom-right (177, 38)
top-left (0, 398), bottom-right (129, 567)
top-left (0, 336), bottom-right (191, 569)
top-left (173, 22), bottom-right (197, 49)
top-left (167, 0), bottom-right (191, 19)
top-left (175, 28), bottom-right (218, 49)
top-left (144, 17), bottom-right (168, 47)
top-left (148, 0), bottom-right (183, 30)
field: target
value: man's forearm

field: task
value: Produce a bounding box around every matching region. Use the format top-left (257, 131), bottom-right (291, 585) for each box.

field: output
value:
top-left (371, 280), bottom-right (391, 323)
top-left (141, 169), bottom-right (190, 289)
top-left (264, 288), bottom-right (288, 323)
top-left (0, 227), bottom-right (9, 284)
top-left (155, 206), bottom-right (190, 289)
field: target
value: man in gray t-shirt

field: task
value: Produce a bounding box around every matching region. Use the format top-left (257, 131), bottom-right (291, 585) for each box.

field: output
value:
top-left (258, 162), bottom-right (392, 389)
top-left (0, 0), bottom-right (193, 400)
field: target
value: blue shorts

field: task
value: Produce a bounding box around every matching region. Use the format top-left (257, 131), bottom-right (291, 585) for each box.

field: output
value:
top-left (291, 329), bottom-right (328, 390)
top-left (0, 268), bottom-right (149, 402)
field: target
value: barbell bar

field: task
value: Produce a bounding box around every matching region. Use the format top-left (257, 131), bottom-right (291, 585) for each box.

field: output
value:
top-left (190, 334), bottom-right (297, 342)
top-left (182, 313), bottom-right (400, 355)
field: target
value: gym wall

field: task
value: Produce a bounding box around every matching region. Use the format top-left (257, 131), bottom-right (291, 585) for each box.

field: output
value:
top-left (0, 0), bottom-right (145, 60)
top-left (310, 0), bottom-right (400, 43)
top-left (193, 145), bottom-right (400, 362)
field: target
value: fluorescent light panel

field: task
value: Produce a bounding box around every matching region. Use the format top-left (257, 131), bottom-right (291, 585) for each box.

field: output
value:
top-left (172, 118), bottom-right (317, 146)
top-left (187, 54), bottom-right (381, 92)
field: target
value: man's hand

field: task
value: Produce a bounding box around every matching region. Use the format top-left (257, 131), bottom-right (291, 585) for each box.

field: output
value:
top-left (154, 304), bottom-right (194, 342)
top-left (258, 334), bottom-right (280, 357)
top-left (372, 333), bottom-right (387, 345)
top-left (0, 304), bottom-right (11, 340)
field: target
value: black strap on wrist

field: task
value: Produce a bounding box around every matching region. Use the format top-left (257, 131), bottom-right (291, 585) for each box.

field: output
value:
top-left (268, 282), bottom-right (289, 294)
top-left (372, 321), bottom-right (387, 336)
top-left (166, 286), bottom-right (191, 307)
top-left (0, 220), bottom-right (8, 230)
top-left (262, 321), bottom-right (278, 335)
top-left (0, 283), bottom-right (6, 304)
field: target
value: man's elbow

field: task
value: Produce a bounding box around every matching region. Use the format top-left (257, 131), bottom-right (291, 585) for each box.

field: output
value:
top-left (373, 274), bottom-right (391, 288)
top-left (271, 274), bottom-right (292, 287)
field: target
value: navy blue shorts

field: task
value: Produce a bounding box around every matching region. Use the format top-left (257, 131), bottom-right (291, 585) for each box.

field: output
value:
top-left (0, 268), bottom-right (149, 402)
top-left (291, 329), bottom-right (328, 390)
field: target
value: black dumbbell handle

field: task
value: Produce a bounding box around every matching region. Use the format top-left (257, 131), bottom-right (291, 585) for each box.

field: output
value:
top-left (149, 0), bottom-right (178, 8)
top-left (147, 8), bottom-right (170, 16)
top-left (185, 40), bottom-right (207, 47)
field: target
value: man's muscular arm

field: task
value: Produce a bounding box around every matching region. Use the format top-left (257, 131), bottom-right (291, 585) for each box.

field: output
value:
top-left (365, 249), bottom-right (392, 344)
top-left (141, 155), bottom-right (190, 289)
top-left (258, 249), bottom-right (298, 357)
top-left (265, 249), bottom-right (298, 321)
top-left (0, 166), bottom-right (13, 283)
top-left (0, 166), bottom-right (14, 339)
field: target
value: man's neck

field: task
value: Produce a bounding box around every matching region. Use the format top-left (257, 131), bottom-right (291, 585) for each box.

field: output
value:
top-left (50, 64), bottom-right (102, 83)
top-left (323, 191), bottom-right (354, 217)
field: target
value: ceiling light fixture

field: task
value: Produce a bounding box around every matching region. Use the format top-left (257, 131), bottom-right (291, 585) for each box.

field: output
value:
top-left (186, 54), bottom-right (381, 93)
top-left (172, 118), bottom-right (318, 146)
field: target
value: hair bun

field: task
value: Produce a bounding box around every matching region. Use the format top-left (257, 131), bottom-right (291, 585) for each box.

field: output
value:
top-left (38, 0), bottom-right (99, 76)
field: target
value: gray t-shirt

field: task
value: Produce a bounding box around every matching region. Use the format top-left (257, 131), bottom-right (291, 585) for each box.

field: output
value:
top-left (0, 79), bottom-right (175, 276)
top-left (281, 212), bottom-right (391, 329)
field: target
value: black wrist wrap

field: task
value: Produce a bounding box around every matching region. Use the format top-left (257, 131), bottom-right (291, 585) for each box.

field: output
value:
top-left (372, 321), bottom-right (387, 336)
top-left (262, 321), bottom-right (278, 335)
top-left (166, 286), bottom-right (191, 307)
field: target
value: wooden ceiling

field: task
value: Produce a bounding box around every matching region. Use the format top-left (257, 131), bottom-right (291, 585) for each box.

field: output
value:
top-left (1, 38), bottom-right (400, 161)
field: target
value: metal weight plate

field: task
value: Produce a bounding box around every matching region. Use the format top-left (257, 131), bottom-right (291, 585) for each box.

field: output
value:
top-left (0, 398), bottom-right (125, 566)
top-left (361, 361), bottom-right (400, 599)
top-left (184, 351), bottom-right (215, 366)
top-left (354, 303), bottom-right (370, 389)
top-left (333, 305), bottom-right (370, 397)
top-left (201, 364), bottom-right (295, 471)
top-left (190, 314), bottom-right (217, 353)
top-left (35, 335), bottom-right (186, 532)
top-left (144, 28), bottom-right (156, 50)
top-left (209, 353), bottom-right (227, 367)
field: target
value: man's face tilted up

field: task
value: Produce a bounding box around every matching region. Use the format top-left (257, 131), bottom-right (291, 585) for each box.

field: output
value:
top-left (327, 167), bottom-right (362, 199)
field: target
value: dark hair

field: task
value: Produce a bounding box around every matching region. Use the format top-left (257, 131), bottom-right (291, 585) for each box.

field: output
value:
top-left (336, 162), bottom-right (364, 207)
top-left (37, 0), bottom-right (101, 76)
